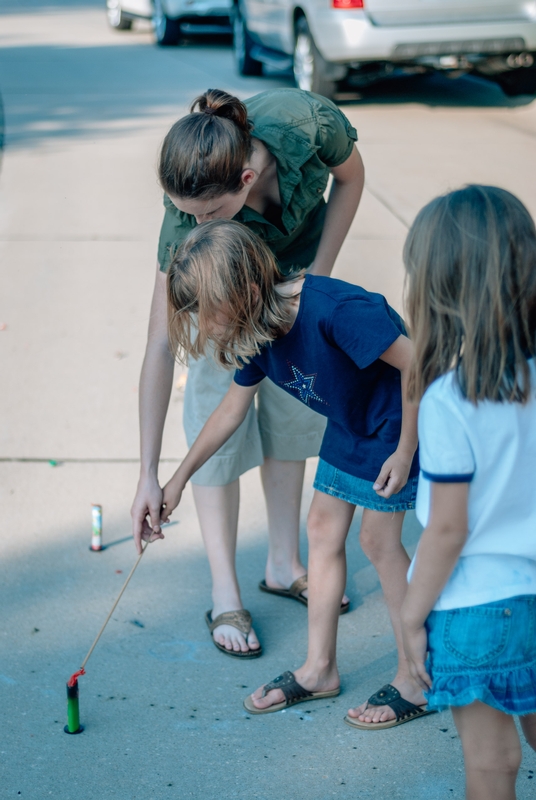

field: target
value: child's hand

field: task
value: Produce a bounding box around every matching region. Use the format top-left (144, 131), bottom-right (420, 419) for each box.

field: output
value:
top-left (373, 451), bottom-right (412, 498)
top-left (161, 476), bottom-right (185, 523)
top-left (401, 620), bottom-right (432, 691)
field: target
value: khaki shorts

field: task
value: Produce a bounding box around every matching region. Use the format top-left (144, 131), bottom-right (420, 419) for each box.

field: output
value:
top-left (183, 355), bottom-right (327, 486)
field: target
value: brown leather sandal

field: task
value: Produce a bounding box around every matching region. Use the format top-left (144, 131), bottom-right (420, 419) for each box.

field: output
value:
top-left (259, 575), bottom-right (350, 615)
top-left (243, 670), bottom-right (340, 714)
top-left (204, 609), bottom-right (263, 659)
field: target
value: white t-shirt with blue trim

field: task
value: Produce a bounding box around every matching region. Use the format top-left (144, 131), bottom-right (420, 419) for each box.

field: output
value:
top-left (409, 364), bottom-right (536, 611)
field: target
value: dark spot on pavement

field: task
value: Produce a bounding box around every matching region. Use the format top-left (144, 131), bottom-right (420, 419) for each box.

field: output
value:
top-left (130, 620), bottom-right (144, 628)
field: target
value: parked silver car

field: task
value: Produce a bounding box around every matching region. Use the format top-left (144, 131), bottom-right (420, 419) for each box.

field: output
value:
top-left (106, 0), bottom-right (232, 45)
top-left (233, 0), bottom-right (536, 98)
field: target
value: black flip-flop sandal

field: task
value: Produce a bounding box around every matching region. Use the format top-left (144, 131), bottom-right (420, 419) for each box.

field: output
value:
top-left (205, 609), bottom-right (263, 659)
top-left (344, 683), bottom-right (436, 730)
top-left (243, 671), bottom-right (340, 715)
top-left (259, 575), bottom-right (350, 615)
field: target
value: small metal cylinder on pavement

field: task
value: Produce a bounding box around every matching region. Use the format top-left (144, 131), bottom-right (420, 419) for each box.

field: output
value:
top-left (90, 504), bottom-right (103, 551)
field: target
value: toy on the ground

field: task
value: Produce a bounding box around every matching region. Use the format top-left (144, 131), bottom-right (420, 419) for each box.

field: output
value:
top-left (65, 670), bottom-right (85, 734)
top-left (90, 504), bottom-right (103, 551)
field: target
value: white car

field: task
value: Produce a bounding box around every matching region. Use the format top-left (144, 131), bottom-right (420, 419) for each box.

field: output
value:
top-left (106, 0), bottom-right (232, 45)
top-left (233, 0), bottom-right (536, 98)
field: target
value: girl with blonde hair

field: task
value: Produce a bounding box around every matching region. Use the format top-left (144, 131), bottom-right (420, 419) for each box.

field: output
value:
top-left (401, 185), bottom-right (536, 798)
top-left (141, 218), bottom-right (428, 726)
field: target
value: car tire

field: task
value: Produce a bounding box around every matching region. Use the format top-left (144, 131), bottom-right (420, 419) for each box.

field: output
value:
top-left (293, 17), bottom-right (337, 99)
top-left (495, 66), bottom-right (536, 97)
top-left (106, 0), bottom-right (133, 30)
top-left (153, 0), bottom-right (182, 46)
top-left (234, 7), bottom-right (263, 76)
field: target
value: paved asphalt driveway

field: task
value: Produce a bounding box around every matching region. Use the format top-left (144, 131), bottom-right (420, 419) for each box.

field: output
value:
top-left (1, 2), bottom-right (536, 798)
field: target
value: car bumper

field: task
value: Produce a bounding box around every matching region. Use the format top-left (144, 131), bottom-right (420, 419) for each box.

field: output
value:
top-left (306, 14), bottom-right (536, 64)
top-left (164, 0), bottom-right (232, 18)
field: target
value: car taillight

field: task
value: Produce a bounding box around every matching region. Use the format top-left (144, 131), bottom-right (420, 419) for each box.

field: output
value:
top-left (332, 0), bottom-right (364, 8)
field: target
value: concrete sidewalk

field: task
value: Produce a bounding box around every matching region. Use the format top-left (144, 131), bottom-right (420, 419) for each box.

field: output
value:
top-left (1, 3), bottom-right (536, 798)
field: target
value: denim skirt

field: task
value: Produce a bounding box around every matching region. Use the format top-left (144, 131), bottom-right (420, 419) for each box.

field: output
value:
top-left (313, 458), bottom-right (418, 512)
top-left (425, 595), bottom-right (536, 715)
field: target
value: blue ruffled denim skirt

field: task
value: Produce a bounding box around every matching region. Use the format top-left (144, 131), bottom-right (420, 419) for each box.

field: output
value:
top-left (425, 595), bottom-right (536, 715)
top-left (313, 458), bottom-right (417, 512)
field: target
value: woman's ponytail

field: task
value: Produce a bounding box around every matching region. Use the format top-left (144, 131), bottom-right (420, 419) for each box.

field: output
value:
top-left (191, 89), bottom-right (251, 133)
top-left (159, 89), bottom-right (253, 200)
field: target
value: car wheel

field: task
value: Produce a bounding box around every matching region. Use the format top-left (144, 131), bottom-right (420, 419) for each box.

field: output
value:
top-left (234, 7), bottom-right (263, 76)
top-left (293, 17), bottom-right (337, 99)
top-left (106, 0), bottom-right (133, 30)
top-left (153, 0), bottom-right (182, 46)
top-left (495, 66), bottom-right (536, 97)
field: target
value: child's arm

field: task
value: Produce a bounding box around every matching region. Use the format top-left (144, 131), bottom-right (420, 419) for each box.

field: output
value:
top-left (140, 381), bottom-right (259, 547)
top-left (400, 483), bottom-right (469, 689)
top-left (374, 334), bottom-right (418, 498)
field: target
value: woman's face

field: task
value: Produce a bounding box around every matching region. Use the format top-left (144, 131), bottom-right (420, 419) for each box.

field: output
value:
top-left (168, 168), bottom-right (256, 224)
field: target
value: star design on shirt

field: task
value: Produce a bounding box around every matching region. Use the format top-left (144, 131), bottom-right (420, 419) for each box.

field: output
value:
top-left (281, 363), bottom-right (327, 406)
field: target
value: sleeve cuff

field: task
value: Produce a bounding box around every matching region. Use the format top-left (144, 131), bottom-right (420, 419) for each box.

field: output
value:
top-left (233, 373), bottom-right (264, 388)
top-left (358, 330), bottom-right (402, 369)
top-left (421, 470), bottom-right (474, 483)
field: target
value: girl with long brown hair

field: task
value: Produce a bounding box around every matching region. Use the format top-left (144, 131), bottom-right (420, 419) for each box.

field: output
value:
top-left (148, 218), bottom-right (424, 725)
top-left (131, 88), bottom-right (364, 658)
top-left (401, 185), bottom-right (536, 798)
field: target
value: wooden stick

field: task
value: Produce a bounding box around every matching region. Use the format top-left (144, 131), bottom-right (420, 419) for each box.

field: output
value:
top-left (80, 542), bottom-right (149, 671)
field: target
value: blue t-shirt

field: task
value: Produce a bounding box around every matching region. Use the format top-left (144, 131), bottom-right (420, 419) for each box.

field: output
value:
top-left (234, 275), bottom-right (419, 482)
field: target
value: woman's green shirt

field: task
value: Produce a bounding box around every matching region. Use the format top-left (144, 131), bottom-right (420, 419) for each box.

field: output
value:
top-left (157, 88), bottom-right (357, 276)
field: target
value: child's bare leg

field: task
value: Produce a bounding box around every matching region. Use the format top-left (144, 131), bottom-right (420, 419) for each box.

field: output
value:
top-left (348, 509), bottom-right (424, 723)
top-left (250, 491), bottom-right (354, 709)
top-left (192, 481), bottom-right (260, 654)
top-left (452, 702), bottom-right (521, 800)
top-left (520, 713), bottom-right (536, 751)
top-left (261, 458), bottom-right (307, 587)
top-left (261, 457), bottom-right (350, 605)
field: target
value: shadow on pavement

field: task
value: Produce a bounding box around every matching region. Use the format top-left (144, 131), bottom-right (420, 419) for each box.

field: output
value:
top-left (0, 42), bottom-right (246, 149)
top-left (341, 71), bottom-right (535, 109)
top-left (0, 0), bottom-right (102, 10)
top-left (1, 497), bottom-right (465, 800)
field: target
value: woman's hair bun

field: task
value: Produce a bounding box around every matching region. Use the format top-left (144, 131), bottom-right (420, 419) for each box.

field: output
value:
top-left (191, 89), bottom-right (252, 133)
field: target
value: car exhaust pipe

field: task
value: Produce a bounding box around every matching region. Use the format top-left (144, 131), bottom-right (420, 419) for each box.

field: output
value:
top-left (506, 52), bottom-right (534, 68)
